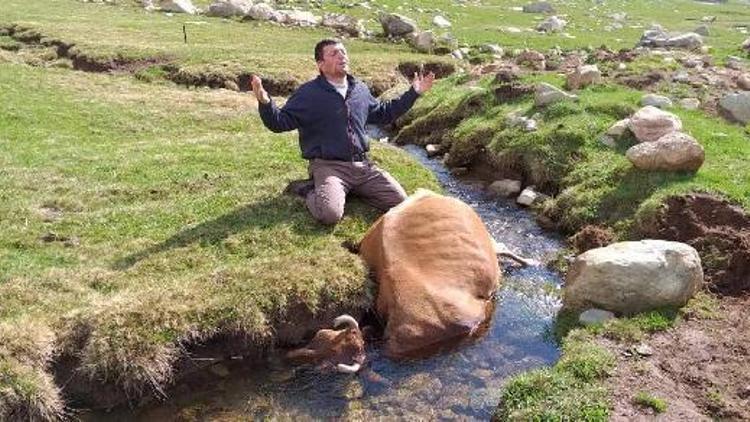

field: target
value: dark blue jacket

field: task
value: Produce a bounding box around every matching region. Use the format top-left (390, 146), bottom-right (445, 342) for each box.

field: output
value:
top-left (258, 74), bottom-right (419, 161)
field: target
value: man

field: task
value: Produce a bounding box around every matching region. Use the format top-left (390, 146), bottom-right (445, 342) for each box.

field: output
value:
top-left (251, 39), bottom-right (434, 225)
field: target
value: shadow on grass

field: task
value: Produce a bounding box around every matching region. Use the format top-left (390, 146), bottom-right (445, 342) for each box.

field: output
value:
top-left (112, 194), bottom-right (376, 270)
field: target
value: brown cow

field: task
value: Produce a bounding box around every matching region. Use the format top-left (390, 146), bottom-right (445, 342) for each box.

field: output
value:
top-left (285, 314), bottom-right (365, 373)
top-left (359, 189), bottom-right (502, 358)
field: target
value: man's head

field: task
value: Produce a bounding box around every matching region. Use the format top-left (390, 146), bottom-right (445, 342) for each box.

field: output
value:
top-left (315, 39), bottom-right (349, 79)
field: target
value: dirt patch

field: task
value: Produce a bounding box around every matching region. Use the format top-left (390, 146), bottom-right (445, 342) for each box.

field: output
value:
top-left (493, 81), bottom-right (534, 102)
top-left (615, 70), bottom-right (666, 90)
top-left (397, 60), bottom-right (456, 79)
top-left (603, 295), bottom-right (750, 420)
top-left (639, 193), bottom-right (750, 295)
top-left (569, 225), bottom-right (615, 253)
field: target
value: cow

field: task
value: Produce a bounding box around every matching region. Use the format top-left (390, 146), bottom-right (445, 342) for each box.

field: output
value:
top-left (285, 314), bottom-right (365, 373)
top-left (359, 189), bottom-right (505, 358)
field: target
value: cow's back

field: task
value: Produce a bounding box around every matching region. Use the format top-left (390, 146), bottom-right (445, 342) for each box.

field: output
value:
top-left (359, 190), bottom-right (500, 358)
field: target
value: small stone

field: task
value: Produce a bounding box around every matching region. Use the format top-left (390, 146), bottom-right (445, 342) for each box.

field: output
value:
top-left (425, 144), bottom-right (442, 157)
top-left (635, 344), bottom-right (654, 356)
top-left (641, 94), bottom-right (673, 109)
top-left (517, 187), bottom-right (539, 206)
top-left (678, 98), bottom-right (700, 110)
top-left (487, 179), bottom-right (522, 197)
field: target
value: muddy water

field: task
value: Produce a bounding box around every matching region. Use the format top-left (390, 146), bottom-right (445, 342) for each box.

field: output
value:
top-left (101, 145), bottom-right (565, 421)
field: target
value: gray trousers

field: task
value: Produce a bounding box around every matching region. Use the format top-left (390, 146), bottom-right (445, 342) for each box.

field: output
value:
top-left (305, 158), bottom-right (407, 225)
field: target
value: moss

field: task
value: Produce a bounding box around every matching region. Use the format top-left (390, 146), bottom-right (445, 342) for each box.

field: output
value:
top-left (633, 391), bottom-right (668, 413)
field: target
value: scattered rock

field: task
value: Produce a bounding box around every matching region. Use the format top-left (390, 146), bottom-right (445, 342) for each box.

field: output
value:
top-left (487, 179), bottom-right (522, 198)
top-left (737, 74), bottom-right (750, 90)
top-left (379, 12), bottom-right (417, 37)
top-left (517, 186), bottom-right (545, 206)
top-left (641, 93), bottom-right (673, 109)
top-left (425, 144), bottom-right (442, 157)
top-left (160, 0), bottom-right (198, 14)
top-left (607, 118), bottom-right (631, 137)
top-left (634, 344), bottom-right (654, 357)
top-left (678, 98), bottom-right (700, 110)
top-left (206, 0), bottom-right (251, 17)
top-left (432, 15), bottom-right (451, 28)
top-left (534, 82), bottom-right (578, 106)
top-left (479, 44), bottom-right (504, 56)
top-left (537, 16), bottom-right (567, 33)
top-left (626, 131), bottom-right (705, 172)
top-left (566, 64), bottom-right (601, 90)
top-left (515, 49), bottom-right (546, 70)
top-left (248, 3), bottom-right (280, 21)
top-left (628, 106), bottom-right (682, 143)
top-left (726, 56), bottom-right (744, 71)
top-left (563, 240), bottom-right (704, 315)
top-left (579, 308), bottom-right (615, 326)
top-left (410, 30), bottom-right (434, 52)
top-left (693, 25), bottom-right (710, 37)
top-left (639, 28), bottom-right (703, 50)
top-left (719, 91), bottom-right (750, 124)
top-left (322, 13), bottom-right (366, 37)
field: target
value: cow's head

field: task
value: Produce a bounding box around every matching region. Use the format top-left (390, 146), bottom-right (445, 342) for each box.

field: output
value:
top-left (285, 314), bottom-right (365, 373)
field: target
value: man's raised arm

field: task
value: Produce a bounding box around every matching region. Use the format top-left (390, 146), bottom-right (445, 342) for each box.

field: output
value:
top-left (252, 75), bottom-right (301, 133)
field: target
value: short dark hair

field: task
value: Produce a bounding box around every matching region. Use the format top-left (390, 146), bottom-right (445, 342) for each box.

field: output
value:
top-left (314, 39), bottom-right (341, 62)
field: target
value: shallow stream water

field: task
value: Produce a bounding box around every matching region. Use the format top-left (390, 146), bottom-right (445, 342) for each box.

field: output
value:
top-left (100, 144), bottom-right (565, 421)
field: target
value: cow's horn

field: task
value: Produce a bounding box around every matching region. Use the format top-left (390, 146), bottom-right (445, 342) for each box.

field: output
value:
top-left (333, 314), bottom-right (359, 330)
top-left (336, 362), bottom-right (361, 373)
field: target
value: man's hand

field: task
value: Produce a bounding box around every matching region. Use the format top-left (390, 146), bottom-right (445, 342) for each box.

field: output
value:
top-left (412, 71), bottom-right (435, 95)
top-left (251, 75), bottom-right (270, 105)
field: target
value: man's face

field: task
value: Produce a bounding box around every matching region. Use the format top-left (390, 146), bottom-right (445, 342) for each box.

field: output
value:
top-left (317, 43), bottom-right (349, 79)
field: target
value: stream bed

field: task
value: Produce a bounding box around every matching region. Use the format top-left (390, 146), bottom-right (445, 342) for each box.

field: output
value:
top-left (100, 144), bottom-right (566, 421)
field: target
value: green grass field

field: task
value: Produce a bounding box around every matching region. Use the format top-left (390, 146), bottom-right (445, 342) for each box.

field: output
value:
top-left (2, 0), bottom-right (749, 419)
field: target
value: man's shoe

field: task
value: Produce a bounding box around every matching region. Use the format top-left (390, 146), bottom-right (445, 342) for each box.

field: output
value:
top-left (283, 178), bottom-right (315, 198)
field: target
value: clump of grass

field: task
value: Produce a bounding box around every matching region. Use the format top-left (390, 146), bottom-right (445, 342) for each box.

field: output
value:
top-left (633, 391), bottom-right (668, 413)
top-left (496, 330), bottom-right (614, 421)
top-left (590, 308), bottom-right (679, 343)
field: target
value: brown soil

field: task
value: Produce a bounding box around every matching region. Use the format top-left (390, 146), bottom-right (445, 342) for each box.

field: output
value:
top-left (639, 193), bottom-right (750, 296)
top-left (602, 295), bottom-right (750, 421)
top-left (397, 60), bottom-right (457, 80)
top-left (569, 225), bottom-right (615, 253)
top-left (615, 70), bottom-right (667, 90)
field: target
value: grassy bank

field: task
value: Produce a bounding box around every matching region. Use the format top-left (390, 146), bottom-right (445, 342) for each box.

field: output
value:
top-left (0, 56), bottom-right (438, 418)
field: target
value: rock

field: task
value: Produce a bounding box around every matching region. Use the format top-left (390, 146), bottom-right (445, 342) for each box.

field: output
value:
top-left (522, 1), bottom-right (555, 13)
top-left (639, 29), bottom-right (703, 50)
top-left (277, 10), bottom-right (321, 26)
top-left (379, 12), bottom-right (417, 37)
top-left (425, 144), bottom-right (442, 157)
top-left (160, 0), bottom-right (197, 14)
top-left (737, 74), bottom-right (750, 90)
top-left (641, 94), bottom-right (673, 108)
top-left (248, 3), bottom-right (280, 21)
top-left (599, 135), bottom-right (617, 147)
top-left (607, 118), bottom-right (631, 137)
top-left (537, 16), bottom-right (567, 33)
top-left (479, 44), bottom-right (504, 56)
top-left (206, 0), bottom-right (251, 17)
top-left (322, 13), bottom-right (366, 37)
top-left (579, 308), bottom-right (615, 326)
top-left (743, 37), bottom-right (750, 54)
top-left (726, 56), bottom-right (743, 71)
top-left (566, 64), bottom-right (601, 90)
top-left (433, 15), bottom-right (451, 28)
top-left (626, 131), bottom-right (705, 172)
top-left (635, 344), bottom-right (654, 356)
top-left (678, 98), bottom-right (700, 110)
top-left (410, 30), bottom-right (434, 52)
top-left (515, 49), bottom-right (545, 70)
top-left (719, 91), bottom-right (750, 124)
top-left (534, 82), bottom-right (578, 107)
top-left (517, 187), bottom-right (542, 206)
top-left (563, 240), bottom-right (703, 315)
top-left (487, 179), bottom-right (522, 198)
top-left (628, 106), bottom-right (682, 143)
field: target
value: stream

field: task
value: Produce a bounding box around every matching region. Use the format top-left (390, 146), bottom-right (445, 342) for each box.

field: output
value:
top-left (99, 144), bottom-right (566, 421)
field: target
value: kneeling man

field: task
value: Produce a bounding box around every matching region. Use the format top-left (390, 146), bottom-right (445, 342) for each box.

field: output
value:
top-left (251, 39), bottom-right (434, 225)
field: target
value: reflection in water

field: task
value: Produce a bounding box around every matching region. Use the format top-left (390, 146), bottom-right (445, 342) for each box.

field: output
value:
top-left (104, 144), bottom-right (565, 421)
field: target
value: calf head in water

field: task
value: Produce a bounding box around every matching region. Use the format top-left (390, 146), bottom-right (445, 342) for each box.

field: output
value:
top-left (285, 314), bottom-right (365, 373)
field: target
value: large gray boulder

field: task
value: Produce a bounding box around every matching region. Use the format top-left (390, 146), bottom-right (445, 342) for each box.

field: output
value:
top-left (563, 240), bottom-right (703, 315)
top-left (206, 0), bottom-right (252, 17)
top-left (639, 28), bottom-right (703, 50)
top-left (626, 131), bottom-right (705, 172)
top-left (719, 91), bottom-right (750, 124)
top-left (628, 106), bottom-right (682, 143)
top-left (379, 13), bottom-right (417, 37)
top-left (247, 3), bottom-right (280, 21)
top-left (277, 10), bottom-right (321, 26)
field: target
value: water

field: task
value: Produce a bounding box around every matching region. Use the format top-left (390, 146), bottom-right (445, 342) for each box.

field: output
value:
top-left (109, 144), bottom-right (565, 421)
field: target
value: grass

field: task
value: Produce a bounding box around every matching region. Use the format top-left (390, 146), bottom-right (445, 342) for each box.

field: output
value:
top-left (633, 391), bottom-right (668, 413)
top-left (496, 330), bottom-right (614, 421)
top-left (0, 57), bottom-right (439, 418)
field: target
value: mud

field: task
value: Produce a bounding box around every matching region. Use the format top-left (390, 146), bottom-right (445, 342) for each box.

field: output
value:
top-left (639, 193), bottom-right (750, 296)
top-left (615, 70), bottom-right (666, 90)
top-left (397, 60), bottom-right (456, 80)
top-left (568, 225), bottom-right (615, 253)
top-left (603, 295), bottom-right (750, 421)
